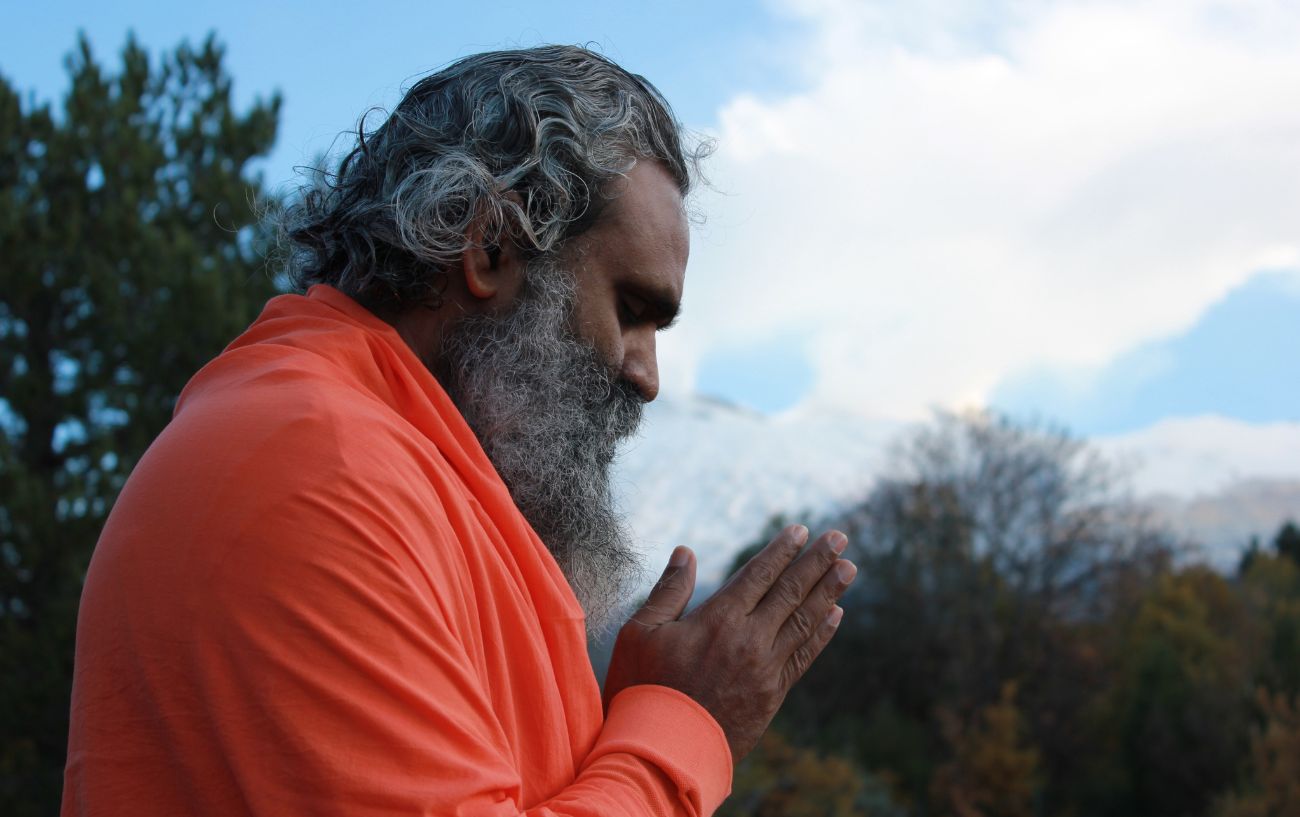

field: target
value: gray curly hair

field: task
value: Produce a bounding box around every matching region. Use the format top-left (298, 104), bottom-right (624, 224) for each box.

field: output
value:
top-left (281, 45), bottom-right (708, 311)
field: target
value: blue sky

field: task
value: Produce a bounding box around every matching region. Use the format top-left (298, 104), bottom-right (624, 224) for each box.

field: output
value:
top-left (6, 1), bottom-right (1300, 437)
top-left (3, 1), bottom-right (806, 193)
top-left (992, 270), bottom-right (1300, 435)
top-left (697, 331), bottom-right (817, 414)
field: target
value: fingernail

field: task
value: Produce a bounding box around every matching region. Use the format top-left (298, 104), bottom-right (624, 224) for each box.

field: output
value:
top-left (826, 606), bottom-right (844, 628)
top-left (829, 533), bottom-right (848, 554)
top-left (835, 561), bottom-right (857, 584)
top-left (669, 547), bottom-right (689, 568)
top-left (792, 525), bottom-right (809, 545)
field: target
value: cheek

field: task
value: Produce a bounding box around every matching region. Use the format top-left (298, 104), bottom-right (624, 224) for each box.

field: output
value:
top-left (595, 324), bottom-right (626, 372)
top-left (569, 298), bottom-right (624, 370)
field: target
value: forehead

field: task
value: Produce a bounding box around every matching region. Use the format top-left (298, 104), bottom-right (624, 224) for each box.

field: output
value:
top-left (577, 160), bottom-right (689, 294)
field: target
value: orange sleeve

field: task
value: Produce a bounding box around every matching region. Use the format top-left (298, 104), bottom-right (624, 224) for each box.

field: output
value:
top-left (572, 686), bottom-right (733, 817)
top-left (165, 460), bottom-right (731, 817)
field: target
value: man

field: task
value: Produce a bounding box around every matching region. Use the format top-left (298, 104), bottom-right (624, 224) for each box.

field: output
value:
top-left (63, 46), bottom-right (857, 816)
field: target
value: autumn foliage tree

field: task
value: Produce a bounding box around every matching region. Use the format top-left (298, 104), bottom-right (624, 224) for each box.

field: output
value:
top-left (0, 33), bottom-right (281, 813)
top-left (720, 730), bottom-right (906, 817)
top-left (930, 683), bottom-right (1040, 817)
top-left (1213, 689), bottom-right (1300, 817)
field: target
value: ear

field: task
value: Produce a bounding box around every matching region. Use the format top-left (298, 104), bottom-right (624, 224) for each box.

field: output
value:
top-left (461, 206), bottom-right (526, 303)
top-left (461, 242), bottom-right (500, 300)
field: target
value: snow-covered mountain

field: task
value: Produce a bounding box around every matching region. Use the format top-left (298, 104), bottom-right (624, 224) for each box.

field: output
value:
top-left (1095, 415), bottom-right (1300, 567)
top-left (1145, 479), bottom-right (1300, 568)
top-left (611, 397), bottom-right (1300, 584)
top-left (611, 395), bottom-right (900, 582)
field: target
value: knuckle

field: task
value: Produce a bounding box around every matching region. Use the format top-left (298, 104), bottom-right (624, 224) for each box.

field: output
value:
top-left (746, 559), bottom-right (780, 590)
top-left (773, 578), bottom-right (804, 610)
top-left (791, 645), bottom-right (813, 676)
top-left (781, 657), bottom-right (805, 689)
top-left (786, 606), bottom-right (815, 641)
top-left (822, 578), bottom-right (844, 605)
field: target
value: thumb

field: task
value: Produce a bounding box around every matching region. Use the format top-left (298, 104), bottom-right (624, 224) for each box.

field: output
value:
top-left (633, 546), bottom-right (696, 627)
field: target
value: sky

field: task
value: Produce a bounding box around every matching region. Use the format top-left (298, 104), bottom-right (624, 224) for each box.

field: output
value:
top-left (5, 0), bottom-right (1299, 439)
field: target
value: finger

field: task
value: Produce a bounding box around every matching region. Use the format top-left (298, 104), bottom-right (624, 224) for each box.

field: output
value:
top-left (773, 557), bottom-right (856, 657)
top-left (714, 524), bottom-right (810, 614)
top-left (781, 605), bottom-right (845, 691)
top-left (754, 530), bottom-right (848, 625)
top-left (628, 546), bottom-right (696, 628)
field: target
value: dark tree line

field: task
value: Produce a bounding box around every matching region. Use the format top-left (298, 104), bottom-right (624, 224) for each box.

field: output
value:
top-left (723, 412), bottom-right (1300, 817)
top-left (1, 34), bottom-right (281, 813)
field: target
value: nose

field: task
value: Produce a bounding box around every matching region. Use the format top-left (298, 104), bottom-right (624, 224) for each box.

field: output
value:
top-left (620, 328), bottom-right (659, 403)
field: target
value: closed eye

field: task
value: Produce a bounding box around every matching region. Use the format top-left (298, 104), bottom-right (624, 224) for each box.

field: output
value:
top-left (621, 295), bottom-right (648, 323)
top-left (621, 291), bottom-right (681, 332)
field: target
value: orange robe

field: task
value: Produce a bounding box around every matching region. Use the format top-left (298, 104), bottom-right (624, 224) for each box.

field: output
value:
top-left (62, 284), bottom-right (732, 816)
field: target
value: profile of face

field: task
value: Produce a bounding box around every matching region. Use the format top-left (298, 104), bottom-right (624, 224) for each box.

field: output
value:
top-left (435, 160), bottom-right (689, 636)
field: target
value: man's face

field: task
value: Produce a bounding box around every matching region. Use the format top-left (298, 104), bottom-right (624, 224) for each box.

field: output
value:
top-left (565, 160), bottom-right (690, 405)
top-left (435, 160), bottom-right (689, 637)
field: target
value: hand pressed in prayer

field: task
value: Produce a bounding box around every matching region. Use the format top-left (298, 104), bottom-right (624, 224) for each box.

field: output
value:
top-left (603, 525), bottom-right (857, 763)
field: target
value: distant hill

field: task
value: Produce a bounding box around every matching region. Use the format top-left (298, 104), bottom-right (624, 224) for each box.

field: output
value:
top-left (1145, 479), bottom-right (1300, 568)
top-left (612, 397), bottom-right (1300, 584)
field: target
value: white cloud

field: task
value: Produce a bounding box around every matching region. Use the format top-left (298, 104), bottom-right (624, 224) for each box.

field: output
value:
top-left (666, 0), bottom-right (1300, 420)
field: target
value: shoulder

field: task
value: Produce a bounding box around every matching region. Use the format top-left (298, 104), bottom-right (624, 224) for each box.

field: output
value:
top-left (164, 341), bottom-right (433, 495)
top-left (100, 341), bottom-right (469, 610)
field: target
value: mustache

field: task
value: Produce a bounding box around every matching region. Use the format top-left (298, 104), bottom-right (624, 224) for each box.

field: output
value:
top-left (599, 376), bottom-right (646, 437)
top-left (569, 343), bottom-right (646, 448)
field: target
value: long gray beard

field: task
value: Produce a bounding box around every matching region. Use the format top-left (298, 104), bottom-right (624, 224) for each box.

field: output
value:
top-left (435, 257), bottom-right (646, 638)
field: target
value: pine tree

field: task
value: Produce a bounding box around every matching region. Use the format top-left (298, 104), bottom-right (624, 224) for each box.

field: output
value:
top-left (1275, 521), bottom-right (1300, 566)
top-left (0, 32), bottom-right (281, 813)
